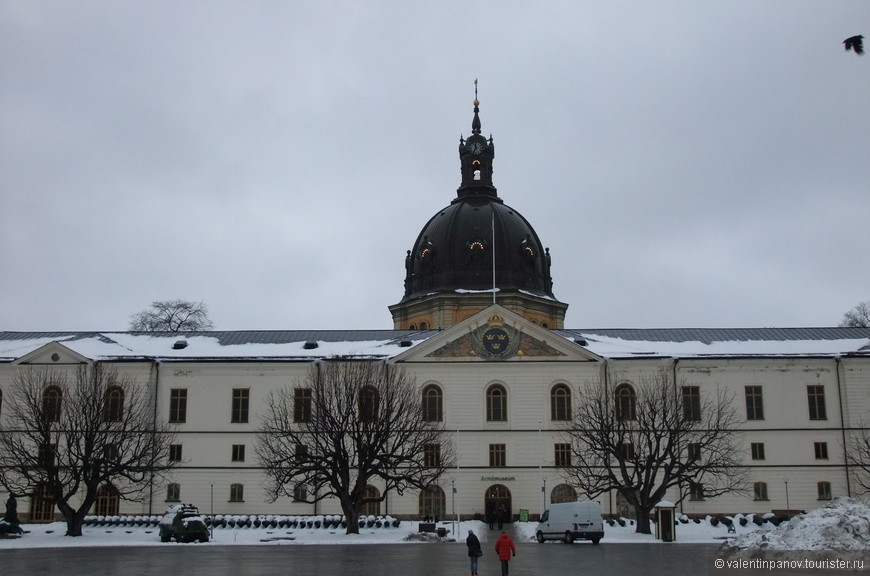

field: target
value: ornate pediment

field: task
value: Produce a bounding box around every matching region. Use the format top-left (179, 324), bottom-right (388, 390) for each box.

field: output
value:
top-left (427, 313), bottom-right (565, 361)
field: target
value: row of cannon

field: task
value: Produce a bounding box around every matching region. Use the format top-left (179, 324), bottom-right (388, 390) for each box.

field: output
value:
top-left (82, 513), bottom-right (402, 529)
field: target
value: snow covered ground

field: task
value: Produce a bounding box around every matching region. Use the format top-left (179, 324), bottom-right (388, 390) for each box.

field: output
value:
top-left (2, 497), bottom-right (869, 550)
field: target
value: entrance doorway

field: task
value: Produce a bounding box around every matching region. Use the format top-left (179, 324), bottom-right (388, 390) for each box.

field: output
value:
top-left (484, 484), bottom-right (512, 528)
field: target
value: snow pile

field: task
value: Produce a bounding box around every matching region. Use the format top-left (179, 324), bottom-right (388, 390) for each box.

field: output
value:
top-left (722, 497), bottom-right (870, 551)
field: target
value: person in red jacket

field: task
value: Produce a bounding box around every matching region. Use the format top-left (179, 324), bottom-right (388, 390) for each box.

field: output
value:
top-left (494, 530), bottom-right (516, 576)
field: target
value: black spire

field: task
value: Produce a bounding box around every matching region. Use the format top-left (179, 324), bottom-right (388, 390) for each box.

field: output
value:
top-left (457, 79), bottom-right (496, 198)
top-left (471, 79), bottom-right (482, 135)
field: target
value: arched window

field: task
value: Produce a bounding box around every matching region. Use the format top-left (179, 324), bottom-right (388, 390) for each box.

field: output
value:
top-left (418, 486), bottom-right (446, 520)
top-left (104, 386), bottom-right (124, 422)
top-left (359, 386), bottom-right (379, 423)
top-left (362, 485), bottom-right (380, 517)
top-left (420, 321), bottom-right (429, 330)
top-left (30, 483), bottom-right (54, 523)
top-left (486, 384), bottom-right (507, 422)
top-left (95, 484), bottom-right (120, 516)
top-left (408, 323), bottom-right (417, 330)
top-left (42, 386), bottom-right (62, 423)
top-left (550, 484), bottom-right (577, 504)
top-left (422, 384), bottom-right (443, 422)
top-left (615, 383), bottom-right (636, 421)
top-left (550, 384), bottom-right (571, 421)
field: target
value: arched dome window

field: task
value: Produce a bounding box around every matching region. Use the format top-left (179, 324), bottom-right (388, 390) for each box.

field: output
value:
top-left (42, 386), bottom-right (62, 423)
top-left (615, 383), bottom-right (636, 421)
top-left (422, 384), bottom-right (443, 422)
top-left (486, 384), bottom-right (508, 422)
top-left (550, 384), bottom-right (571, 421)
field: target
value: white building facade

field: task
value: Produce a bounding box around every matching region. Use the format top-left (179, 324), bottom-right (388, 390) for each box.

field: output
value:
top-left (2, 305), bottom-right (869, 522)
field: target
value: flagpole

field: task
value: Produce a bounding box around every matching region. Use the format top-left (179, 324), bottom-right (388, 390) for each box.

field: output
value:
top-left (492, 212), bottom-right (496, 304)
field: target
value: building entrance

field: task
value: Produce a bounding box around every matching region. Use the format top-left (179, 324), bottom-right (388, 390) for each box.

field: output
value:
top-left (484, 484), bottom-right (512, 528)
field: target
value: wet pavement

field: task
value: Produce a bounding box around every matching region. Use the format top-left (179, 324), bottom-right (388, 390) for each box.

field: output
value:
top-left (4, 541), bottom-right (717, 576)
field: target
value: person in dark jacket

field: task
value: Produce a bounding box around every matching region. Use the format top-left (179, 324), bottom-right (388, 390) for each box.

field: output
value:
top-left (466, 529), bottom-right (482, 575)
top-left (494, 530), bottom-right (516, 576)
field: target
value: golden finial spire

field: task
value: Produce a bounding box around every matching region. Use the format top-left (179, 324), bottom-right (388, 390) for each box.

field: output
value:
top-left (473, 78), bottom-right (479, 106)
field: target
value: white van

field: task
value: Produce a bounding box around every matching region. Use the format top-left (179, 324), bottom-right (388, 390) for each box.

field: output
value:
top-left (535, 501), bottom-right (604, 544)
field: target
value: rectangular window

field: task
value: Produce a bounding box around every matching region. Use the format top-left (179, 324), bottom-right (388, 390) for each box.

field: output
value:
top-left (103, 443), bottom-right (118, 462)
top-left (231, 388), bottom-right (250, 423)
top-left (166, 483), bottom-right (180, 502)
top-left (231, 444), bottom-right (246, 462)
top-left (294, 443), bottom-right (308, 464)
top-left (489, 444), bottom-right (506, 468)
top-left (424, 444), bottom-right (441, 468)
top-left (554, 443), bottom-right (571, 467)
top-left (817, 481), bottom-right (832, 500)
top-left (750, 442), bottom-right (765, 460)
top-left (619, 442), bottom-right (635, 460)
top-left (39, 443), bottom-right (57, 468)
top-left (745, 386), bottom-right (764, 420)
top-left (814, 442), bottom-right (829, 460)
top-left (807, 385), bottom-right (827, 420)
top-left (687, 443), bottom-right (701, 462)
top-left (689, 482), bottom-right (704, 501)
top-left (168, 444), bottom-right (182, 462)
top-left (753, 482), bottom-right (768, 501)
top-left (294, 388), bottom-right (312, 423)
top-left (229, 483), bottom-right (244, 502)
top-left (293, 485), bottom-right (308, 502)
top-left (682, 386), bottom-right (701, 421)
top-left (169, 388), bottom-right (187, 424)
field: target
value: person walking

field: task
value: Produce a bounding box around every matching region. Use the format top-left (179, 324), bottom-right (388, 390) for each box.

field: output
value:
top-left (466, 529), bottom-right (482, 575)
top-left (494, 530), bottom-right (516, 576)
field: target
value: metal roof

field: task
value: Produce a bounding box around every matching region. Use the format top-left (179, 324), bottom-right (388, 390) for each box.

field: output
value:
top-left (555, 327), bottom-right (870, 345)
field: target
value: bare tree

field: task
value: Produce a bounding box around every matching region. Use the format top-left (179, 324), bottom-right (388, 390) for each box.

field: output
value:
top-left (846, 424), bottom-right (870, 493)
top-left (0, 365), bottom-right (177, 536)
top-left (128, 299), bottom-right (214, 332)
top-left (255, 361), bottom-right (455, 534)
top-left (840, 301), bottom-right (870, 328)
top-left (561, 369), bottom-right (747, 534)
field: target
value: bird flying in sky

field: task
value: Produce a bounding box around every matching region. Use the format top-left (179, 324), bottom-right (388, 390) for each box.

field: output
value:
top-left (843, 35), bottom-right (864, 55)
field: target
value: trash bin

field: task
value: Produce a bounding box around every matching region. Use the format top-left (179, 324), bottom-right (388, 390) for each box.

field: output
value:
top-left (654, 501), bottom-right (676, 542)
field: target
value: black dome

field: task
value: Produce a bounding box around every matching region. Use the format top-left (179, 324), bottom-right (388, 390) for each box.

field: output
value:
top-left (394, 86), bottom-right (562, 321)
top-left (400, 195), bottom-right (555, 302)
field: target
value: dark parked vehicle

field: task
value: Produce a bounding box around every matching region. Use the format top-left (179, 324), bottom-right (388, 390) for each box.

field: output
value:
top-left (159, 504), bottom-right (210, 543)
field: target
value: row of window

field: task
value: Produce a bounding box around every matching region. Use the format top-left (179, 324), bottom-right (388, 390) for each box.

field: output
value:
top-left (168, 443), bottom-right (247, 463)
top-left (165, 383), bottom-right (700, 424)
top-left (687, 480), bottom-right (833, 502)
top-left (8, 381), bottom-right (826, 426)
top-left (753, 481), bottom-right (832, 502)
top-left (15, 385), bottom-right (126, 423)
top-left (163, 438), bottom-right (836, 469)
top-left (745, 385), bottom-right (827, 420)
top-left (751, 441), bottom-right (831, 461)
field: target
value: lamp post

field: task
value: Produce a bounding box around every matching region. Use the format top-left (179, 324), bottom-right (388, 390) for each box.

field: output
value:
top-left (783, 478), bottom-right (790, 521)
top-left (538, 420), bottom-right (544, 518)
top-left (452, 479), bottom-right (457, 536)
top-left (210, 484), bottom-right (214, 538)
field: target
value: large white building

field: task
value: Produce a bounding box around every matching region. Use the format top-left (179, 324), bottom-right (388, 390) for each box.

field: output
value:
top-left (2, 97), bottom-right (869, 523)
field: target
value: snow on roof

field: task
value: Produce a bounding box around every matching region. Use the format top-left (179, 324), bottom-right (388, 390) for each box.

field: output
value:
top-left (1, 327), bottom-right (869, 363)
top-left (557, 327), bottom-right (870, 359)
top-left (0, 331), bottom-right (434, 362)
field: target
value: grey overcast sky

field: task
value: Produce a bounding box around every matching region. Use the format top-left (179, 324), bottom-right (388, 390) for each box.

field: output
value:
top-left (1, 1), bottom-right (868, 332)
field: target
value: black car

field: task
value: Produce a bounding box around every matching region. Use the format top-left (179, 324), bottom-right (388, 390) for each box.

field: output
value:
top-left (159, 504), bottom-right (210, 543)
